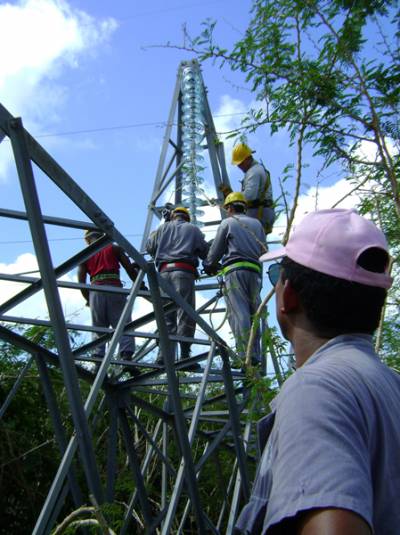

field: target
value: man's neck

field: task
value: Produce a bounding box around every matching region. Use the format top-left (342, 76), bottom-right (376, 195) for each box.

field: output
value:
top-left (293, 330), bottom-right (332, 368)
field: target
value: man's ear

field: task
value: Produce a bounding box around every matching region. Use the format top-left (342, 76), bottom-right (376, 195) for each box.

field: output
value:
top-left (280, 279), bottom-right (300, 313)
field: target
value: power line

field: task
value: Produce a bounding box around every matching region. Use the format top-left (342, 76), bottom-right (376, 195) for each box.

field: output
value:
top-left (0, 226), bottom-right (286, 247)
top-left (36, 121), bottom-right (167, 138)
top-left (35, 112), bottom-right (247, 138)
top-left (0, 227), bottom-right (218, 246)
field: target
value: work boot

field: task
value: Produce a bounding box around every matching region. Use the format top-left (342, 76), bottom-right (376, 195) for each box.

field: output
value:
top-left (180, 357), bottom-right (202, 373)
top-left (180, 342), bottom-right (201, 372)
top-left (180, 342), bottom-right (192, 361)
top-left (155, 350), bottom-right (164, 366)
top-left (119, 350), bottom-right (134, 361)
top-left (119, 350), bottom-right (140, 377)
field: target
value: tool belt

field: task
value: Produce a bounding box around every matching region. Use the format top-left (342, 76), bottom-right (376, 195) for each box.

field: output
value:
top-left (246, 198), bottom-right (274, 209)
top-left (220, 260), bottom-right (262, 277)
top-left (90, 272), bottom-right (121, 284)
top-left (159, 261), bottom-right (198, 276)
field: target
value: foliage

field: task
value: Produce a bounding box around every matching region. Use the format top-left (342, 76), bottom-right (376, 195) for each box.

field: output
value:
top-left (187, 0), bottom-right (400, 224)
top-left (0, 325), bottom-right (73, 534)
top-left (183, 0), bottom-right (400, 371)
top-left (191, 0), bottom-right (399, 208)
top-left (1, 324), bottom-right (253, 534)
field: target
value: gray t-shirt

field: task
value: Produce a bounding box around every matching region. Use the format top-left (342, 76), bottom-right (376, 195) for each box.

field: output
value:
top-left (146, 219), bottom-right (208, 267)
top-left (241, 161), bottom-right (272, 203)
top-left (236, 334), bottom-right (400, 534)
top-left (204, 214), bottom-right (266, 268)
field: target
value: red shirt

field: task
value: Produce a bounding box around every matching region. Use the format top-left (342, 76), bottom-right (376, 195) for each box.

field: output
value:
top-left (85, 245), bottom-right (121, 286)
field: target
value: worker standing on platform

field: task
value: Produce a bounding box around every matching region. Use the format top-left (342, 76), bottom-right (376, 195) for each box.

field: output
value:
top-left (237, 209), bottom-right (400, 534)
top-left (78, 230), bottom-right (138, 370)
top-left (203, 192), bottom-right (266, 367)
top-left (221, 143), bottom-right (275, 235)
top-left (146, 207), bottom-right (209, 370)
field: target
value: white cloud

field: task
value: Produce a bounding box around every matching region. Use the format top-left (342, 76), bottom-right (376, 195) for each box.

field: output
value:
top-left (270, 178), bottom-right (360, 243)
top-left (0, 0), bottom-right (118, 180)
top-left (356, 137), bottom-right (399, 162)
top-left (0, 252), bottom-right (89, 325)
top-left (0, 253), bottom-right (40, 307)
top-left (213, 94), bottom-right (248, 153)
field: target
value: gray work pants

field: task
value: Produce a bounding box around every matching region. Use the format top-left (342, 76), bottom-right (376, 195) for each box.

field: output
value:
top-left (224, 269), bottom-right (262, 362)
top-left (247, 206), bottom-right (275, 235)
top-left (89, 290), bottom-right (135, 357)
top-left (160, 270), bottom-right (196, 358)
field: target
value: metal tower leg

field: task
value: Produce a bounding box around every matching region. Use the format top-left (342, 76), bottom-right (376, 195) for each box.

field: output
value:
top-left (0, 356), bottom-right (33, 419)
top-left (161, 342), bottom-right (216, 533)
top-left (9, 117), bottom-right (104, 509)
top-left (147, 264), bottom-right (206, 532)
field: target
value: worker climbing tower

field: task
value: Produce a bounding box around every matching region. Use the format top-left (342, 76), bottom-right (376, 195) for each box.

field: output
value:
top-left (0, 61), bottom-right (280, 534)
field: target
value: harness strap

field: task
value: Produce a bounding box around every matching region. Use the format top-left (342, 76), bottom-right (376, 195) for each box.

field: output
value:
top-left (159, 262), bottom-right (197, 274)
top-left (90, 272), bottom-right (120, 284)
top-left (257, 168), bottom-right (272, 221)
top-left (247, 198), bottom-right (274, 208)
top-left (220, 261), bottom-right (261, 277)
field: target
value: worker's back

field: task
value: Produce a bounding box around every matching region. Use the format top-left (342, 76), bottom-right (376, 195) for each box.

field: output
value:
top-left (216, 214), bottom-right (266, 266)
top-left (85, 244), bottom-right (121, 286)
top-left (146, 219), bottom-right (208, 266)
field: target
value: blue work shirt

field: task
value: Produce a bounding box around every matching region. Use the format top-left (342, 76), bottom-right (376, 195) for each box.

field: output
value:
top-left (146, 219), bottom-right (208, 267)
top-left (236, 334), bottom-right (400, 534)
top-left (204, 214), bottom-right (266, 268)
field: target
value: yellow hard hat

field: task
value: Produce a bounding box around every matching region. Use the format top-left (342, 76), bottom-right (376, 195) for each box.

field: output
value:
top-left (172, 206), bottom-right (191, 220)
top-left (84, 228), bottom-right (102, 240)
top-left (231, 143), bottom-right (253, 165)
top-left (224, 191), bottom-right (247, 207)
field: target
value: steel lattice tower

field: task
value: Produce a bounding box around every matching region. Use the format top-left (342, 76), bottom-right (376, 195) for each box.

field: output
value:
top-left (0, 60), bottom-right (267, 534)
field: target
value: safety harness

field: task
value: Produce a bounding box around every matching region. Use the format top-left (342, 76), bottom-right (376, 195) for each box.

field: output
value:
top-left (219, 260), bottom-right (262, 277)
top-left (90, 272), bottom-right (120, 284)
top-left (159, 261), bottom-right (198, 276)
top-left (243, 163), bottom-right (273, 223)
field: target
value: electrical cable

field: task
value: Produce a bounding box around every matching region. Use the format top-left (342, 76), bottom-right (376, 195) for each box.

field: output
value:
top-left (209, 280), bottom-right (227, 332)
top-left (35, 112), bottom-right (247, 138)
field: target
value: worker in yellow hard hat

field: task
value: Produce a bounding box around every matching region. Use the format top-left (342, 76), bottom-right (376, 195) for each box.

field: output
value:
top-left (231, 143), bottom-right (254, 166)
top-left (222, 142), bottom-right (275, 234)
top-left (223, 191), bottom-right (247, 208)
top-left (172, 206), bottom-right (191, 221)
top-left (146, 205), bottom-right (209, 372)
top-left (203, 192), bottom-right (267, 368)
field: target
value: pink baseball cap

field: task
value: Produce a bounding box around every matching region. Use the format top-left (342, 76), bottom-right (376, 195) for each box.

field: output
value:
top-left (260, 209), bottom-right (392, 289)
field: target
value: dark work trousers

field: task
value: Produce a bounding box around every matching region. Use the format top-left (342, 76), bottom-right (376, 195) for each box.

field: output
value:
top-left (89, 289), bottom-right (135, 357)
top-left (247, 206), bottom-right (275, 235)
top-left (160, 270), bottom-right (196, 359)
top-left (223, 269), bottom-right (262, 362)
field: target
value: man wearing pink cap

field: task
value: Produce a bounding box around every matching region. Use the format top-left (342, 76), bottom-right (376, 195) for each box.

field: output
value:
top-left (236, 209), bottom-right (400, 534)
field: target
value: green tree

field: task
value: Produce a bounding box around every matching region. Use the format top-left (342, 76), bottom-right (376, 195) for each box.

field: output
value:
top-left (182, 0), bottom-right (400, 368)
top-left (0, 325), bottom-right (87, 534)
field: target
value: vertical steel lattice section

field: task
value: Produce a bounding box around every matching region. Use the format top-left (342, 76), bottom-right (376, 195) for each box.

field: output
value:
top-left (180, 61), bottom-right (206, 225)
top-left (141, 59), bottom-right (229, 246)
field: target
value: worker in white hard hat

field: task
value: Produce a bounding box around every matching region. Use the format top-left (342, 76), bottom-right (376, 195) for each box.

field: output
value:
top-left (203, 193), bottom-right (267, 367)
top-left (221, 143), bottom-right (275, 234)
top-left (146, 207), bottom-right (209, 371)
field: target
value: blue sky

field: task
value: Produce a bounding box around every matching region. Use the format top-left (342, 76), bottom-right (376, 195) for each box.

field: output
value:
top-left (0, 0), bottom-right (362, 345)
top-left (1, 0), bottom-right (260, 259)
